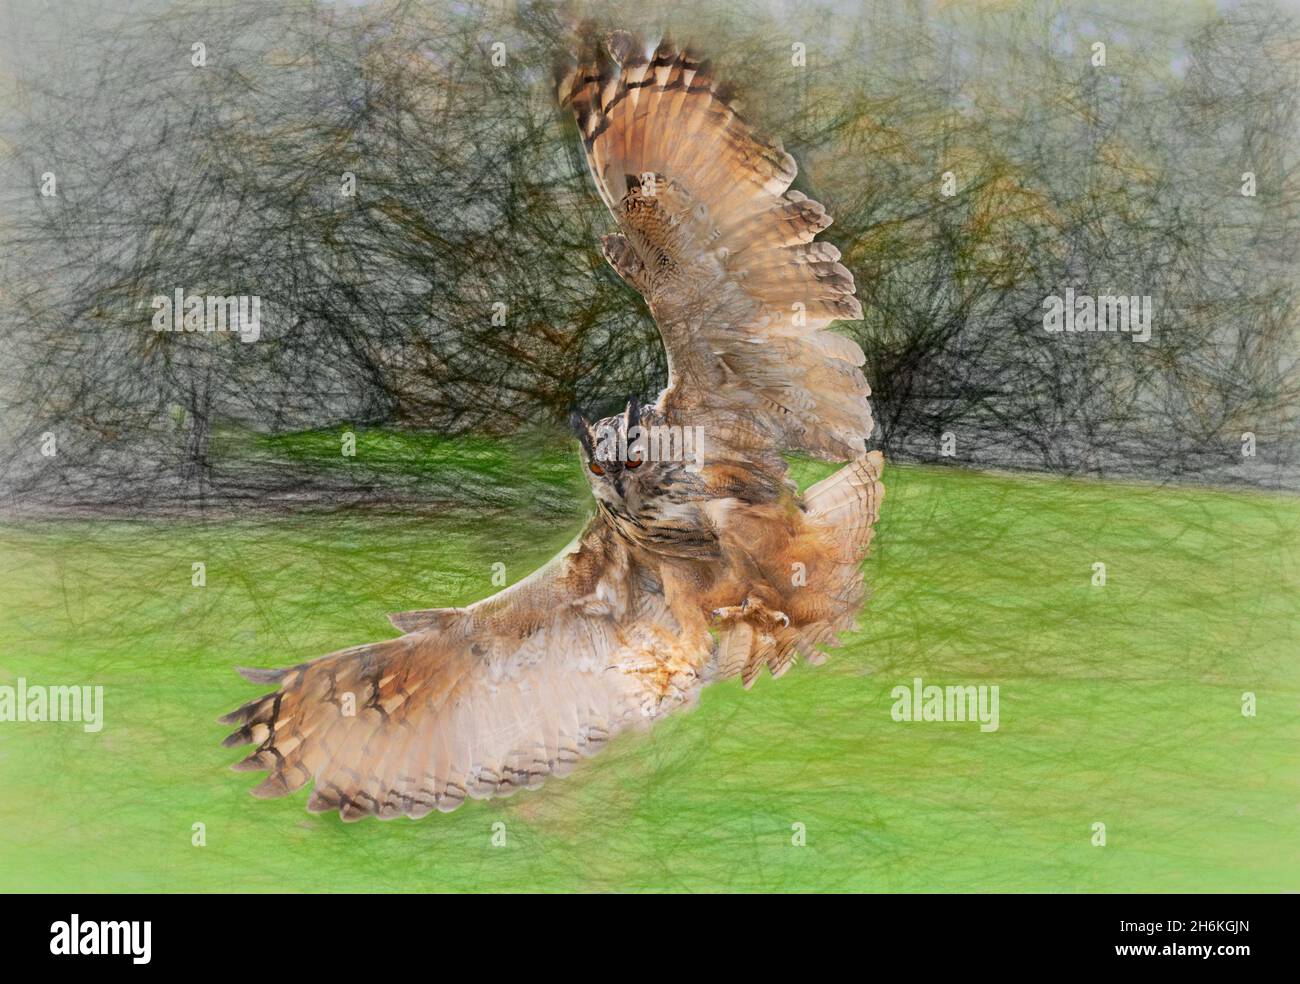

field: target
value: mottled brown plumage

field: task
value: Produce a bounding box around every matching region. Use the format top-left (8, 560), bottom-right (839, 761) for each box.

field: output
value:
top-left (221, 31), bottom-right (884, 821)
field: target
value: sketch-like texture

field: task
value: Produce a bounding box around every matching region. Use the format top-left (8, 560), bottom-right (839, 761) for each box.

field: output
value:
top-left (1, 0), bottom-right (1297, 895)
top-left (220, 32), bottom-right (883, 820)
top-left (3, 0), bottom-right (1296, 510)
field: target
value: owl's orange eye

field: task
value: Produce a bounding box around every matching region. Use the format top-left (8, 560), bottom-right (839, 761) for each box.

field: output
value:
top-left (624, 456), bottom-right (643, 469)
top-left (589, 461), bottom-right (605, 476)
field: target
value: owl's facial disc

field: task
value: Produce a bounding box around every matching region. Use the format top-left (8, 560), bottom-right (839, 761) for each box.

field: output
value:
top-left (574, 411), bottom-right (657, 503)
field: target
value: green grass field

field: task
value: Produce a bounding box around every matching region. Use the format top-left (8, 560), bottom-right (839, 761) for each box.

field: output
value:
top-left (0, 430), bottom-right (1296, 892)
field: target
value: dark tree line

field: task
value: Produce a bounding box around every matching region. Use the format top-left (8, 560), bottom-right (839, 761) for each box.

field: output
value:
top-left (1, 0), bottom-right (1297, 508)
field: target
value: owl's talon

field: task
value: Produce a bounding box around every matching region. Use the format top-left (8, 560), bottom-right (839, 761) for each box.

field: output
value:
top-left (711, 599), bottom-right (788, 631)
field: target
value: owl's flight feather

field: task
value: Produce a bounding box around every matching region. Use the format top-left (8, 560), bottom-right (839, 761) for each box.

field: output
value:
top-left (556, 31), bottom-right (873, 469)
top-left (221, 31), bottom-right (883, 821)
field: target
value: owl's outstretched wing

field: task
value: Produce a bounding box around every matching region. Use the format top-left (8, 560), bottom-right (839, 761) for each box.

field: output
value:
top-left (220, 517), bottom-right (707, 820)
top-left (557, 33), bottom-right (873, 472)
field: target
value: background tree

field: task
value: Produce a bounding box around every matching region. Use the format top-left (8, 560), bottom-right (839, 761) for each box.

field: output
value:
top-left (1, 0), bottom-right (1296, 508)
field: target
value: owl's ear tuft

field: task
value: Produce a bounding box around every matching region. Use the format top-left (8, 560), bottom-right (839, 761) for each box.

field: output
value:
top-left (624, 394), bottom-right (641, 432)
top-left (570, 409), bottom-right (595, 457)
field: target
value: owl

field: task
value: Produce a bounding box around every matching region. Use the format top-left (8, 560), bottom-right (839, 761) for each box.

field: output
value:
top-left (221, 32), bottom-right (884, 821)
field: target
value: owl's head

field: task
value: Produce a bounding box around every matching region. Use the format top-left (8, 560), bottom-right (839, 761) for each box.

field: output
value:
top-left (571, 395), bottom-right (654, 504)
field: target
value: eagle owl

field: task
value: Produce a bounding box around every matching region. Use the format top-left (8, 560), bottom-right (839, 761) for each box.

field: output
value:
top-left (221, 32), bottom-right (884, 821)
